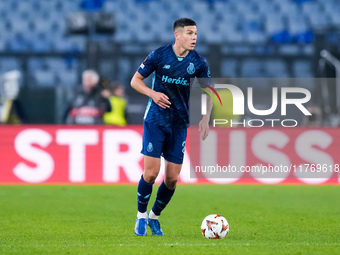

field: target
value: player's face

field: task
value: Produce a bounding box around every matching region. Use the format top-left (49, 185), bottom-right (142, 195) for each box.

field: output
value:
top-left (176, 26), bottom-right (197, 50)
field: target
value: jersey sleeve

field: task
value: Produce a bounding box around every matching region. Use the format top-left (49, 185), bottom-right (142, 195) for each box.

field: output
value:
top-left (196, 56), bottom-right (212, 87)
top-left (196, 56), bottom-right (211, 79)
top-left (137, 50), bottom-right (158, 78)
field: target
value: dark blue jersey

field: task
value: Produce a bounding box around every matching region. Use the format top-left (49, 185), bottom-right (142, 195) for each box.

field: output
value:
top-left (137, 44), bottom-right (210, 128)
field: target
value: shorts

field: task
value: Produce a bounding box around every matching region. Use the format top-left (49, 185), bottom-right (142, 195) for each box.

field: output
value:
top-left (141, 121), bottom-right (187, 164)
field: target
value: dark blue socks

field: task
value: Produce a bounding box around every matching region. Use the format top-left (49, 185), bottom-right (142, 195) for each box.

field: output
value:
top-left (152, 181), bottom-right (175, 216)
top-left (137, 175), bottom-right (154, 213)
top-left (137, 176), bottom-right (176, 216)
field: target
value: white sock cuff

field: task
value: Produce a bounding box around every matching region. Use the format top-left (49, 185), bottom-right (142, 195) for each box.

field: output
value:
top-left (148, 210), bottom-right (159, 220)
top-left (137, 211), bottom-right (147, 219)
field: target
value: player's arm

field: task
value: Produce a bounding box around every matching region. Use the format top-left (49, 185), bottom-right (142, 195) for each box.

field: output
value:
top-left (199, 89), bottom-right (213, 141)
top-left (197, 57), bottom-right (213, 141)
top-left (131, 72), bottom-right (171, 109)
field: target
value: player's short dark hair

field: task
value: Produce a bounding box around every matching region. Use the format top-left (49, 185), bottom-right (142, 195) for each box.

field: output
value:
top-left (173, 18), bottom-right (196, 31)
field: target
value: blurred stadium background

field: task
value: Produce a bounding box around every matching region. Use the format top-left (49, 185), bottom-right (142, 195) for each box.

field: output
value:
top-left (0, 3), bottom-right (339, 252)
top-left (0, 0), bottom-right (340, 124)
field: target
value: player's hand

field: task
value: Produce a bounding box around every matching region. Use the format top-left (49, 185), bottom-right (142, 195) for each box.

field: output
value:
top-left (151, 91), bottom-right (171, 109)
top-left (199, 117), bottom-right (209, 141)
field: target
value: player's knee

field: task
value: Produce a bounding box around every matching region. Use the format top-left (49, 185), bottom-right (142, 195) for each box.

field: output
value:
top-left (143, 171), bottom-right (158, 183)
top-left (164, 178), bottom-right (178, 189)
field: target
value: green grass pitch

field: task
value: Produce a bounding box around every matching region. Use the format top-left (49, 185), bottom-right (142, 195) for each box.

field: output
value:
top-left (0, 185), bottom-right (339, 254)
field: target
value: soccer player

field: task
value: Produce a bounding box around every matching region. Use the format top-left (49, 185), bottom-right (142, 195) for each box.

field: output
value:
top-left (131, 18), bottom-right (212, 236)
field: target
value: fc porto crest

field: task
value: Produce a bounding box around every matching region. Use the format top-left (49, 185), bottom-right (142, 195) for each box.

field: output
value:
top-left (147, 142), bottom-right (153, 152)
top-left (187, 63), bottom-right (195, 74)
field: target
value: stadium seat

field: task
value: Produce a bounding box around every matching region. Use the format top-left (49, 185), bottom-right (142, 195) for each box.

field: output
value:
top-left (28, 58), bottom-right (47, 72)
top-left (330, 13), bottom-right (340, 27)
top-left (241, 59), bottom-right (264, 77)
top-left (102, 0), bottom-right (119, 12)
top-left (271, 31), bottom-right (292, 44)
top-left (301, 44), bottom-right (313, 55)
top-left (307, 13), bottom-right (331, 30)
top-left (56, 69), bottom-right (78, 86)
top-left (8, 18), bottom-right (31, 34)
top-left (32, 18), bottom-right (54, 34)
top-left (7, 35), bottom-right (32, 52)
top-left (294, 31), bottom-right (314, 44)
top-left (0, 40), bottom-right (5, 51)
top-left (16, 1), bottom-right (35, 13)
top-left (45, 58), bottom-right (70, 71)
top-left (191, 2), bottom-right (209, 13)
top-left (80, 0), bottom-right (104, 11)
top-left (233, 0), bottom-right (256, 14)
top-left (0, 58), bottom-right (21, 73)
top-left (221, 59), bottom-right (237, 77)
top-left (224, 29), bottom-right (244, 43)
top-left (294, 0), bottom-right (313, 4)
top-left (263, 59), bottom-right (288, 78)
top-left (301, 1), bottom-right (320, 16)
top-left (31, 40), bottom-right (53, 52)
top-left (279, 45), bottom-right (301, 55)
top-left (114, 28), bottom-right (134, 43)
top-left (277, 1), bottom-right (299, 15)
top-left (212, 1), bottom-right (230, 13)
top-left (286, 15), bottom-right (313, 43)
top-left (265, 14), bottom-right (285, 35)
top-left (53, 37), bottom-right (85, 52)
top-left (256, 1), bottom-right (278, 15)
top-left (60, 0), bottom-right (81, 12)
top-left (159, 31), bottom-right (174, 43)
top-left (293, 60), bottom-right (312, 78)
top-left (68, 37), bottom-right (86, 52)
top-left (246, 32), bottom-right (267, 44)
top-left (32, 70), bottom-right (56, 87)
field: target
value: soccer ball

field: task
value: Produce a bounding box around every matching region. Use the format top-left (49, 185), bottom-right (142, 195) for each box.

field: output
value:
top-left (201, 214), bottom-right (229, 239)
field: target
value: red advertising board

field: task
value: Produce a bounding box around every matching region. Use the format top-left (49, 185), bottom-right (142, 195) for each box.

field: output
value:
top-left (0, 125), bottom-right (339, 185)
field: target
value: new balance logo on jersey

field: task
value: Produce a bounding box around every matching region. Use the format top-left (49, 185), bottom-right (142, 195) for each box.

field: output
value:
top-left (162, 75), bottom-right (188, 86)
top-left (163, 64), bottom-right (171, 69)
